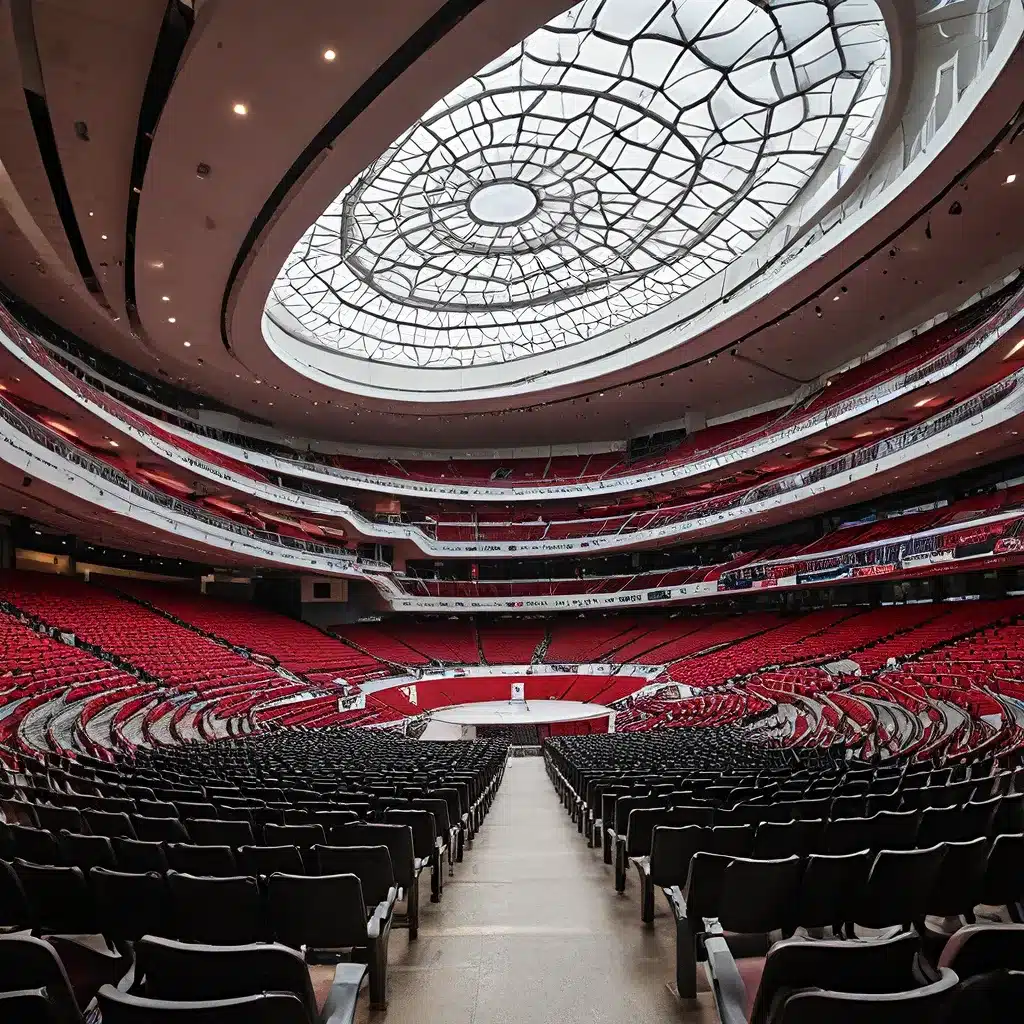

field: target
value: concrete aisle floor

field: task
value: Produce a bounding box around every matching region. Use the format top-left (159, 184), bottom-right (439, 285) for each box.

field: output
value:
top-left (355, 757), bottom-right (719, 1024)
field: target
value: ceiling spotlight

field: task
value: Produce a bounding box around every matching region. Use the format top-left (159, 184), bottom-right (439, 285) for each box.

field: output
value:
top-left (913, 397), bottom-right (932, 407)
top-left (814, 306), bottom-right (823, 318)
top-left (323, 48), bottom-right (336, 61)
top-left (149, 260), bottom-right (164, 269)
top-left (232, 103), bottom-right (248, 116)
top-left (100, 234), bottom-right (108, 240)
top-left (1006, 339), bottom-right (1024, 359)
top-left (161, 295), bottom-right (170, 302)
top-left (1007, 174), bottom-right (1017, 184)
top-left (183, 341), bottom-right (191, 347)
top-left (109, 440), bottom-right (119, 447)
top-left (167, 317), bottom-right (176, 323)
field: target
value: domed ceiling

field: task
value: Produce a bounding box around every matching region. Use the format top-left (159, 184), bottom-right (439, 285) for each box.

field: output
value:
top-left (268, 0), bottom-right (889, 372)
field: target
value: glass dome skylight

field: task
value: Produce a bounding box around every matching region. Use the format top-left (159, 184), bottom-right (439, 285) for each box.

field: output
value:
top-left (270, 0), bottom-right (889, 369)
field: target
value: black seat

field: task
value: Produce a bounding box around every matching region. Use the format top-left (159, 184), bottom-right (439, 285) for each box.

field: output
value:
top-left (715, 855), bottom-right (803, 936)
top-left (856, 845), bottom-right (946, 931)
top-left (796, 850), bottom-right (872, 933)
top-left (753, 820), bottom-right (822, 859)
top-left (262, 823), bottom-right (326, 848)
top-left (131, 816), bottom-right (189, 845)
top-left (9, 825), bottom-right (59, 865)
top-left (166, 872), bottom-right (266, 944)
top-left (267, 872), bottom-right (390, 1010)
top-left (335, 822), bottom-right (422, 937)
top-left (237, 844), bottom-right (305, 877)
top-left (83, 810), bottom-right (136, 840)
top-left (165, 843), bottom-right (237, 877)
top-left (114, 838), bottom-right (169, 873)
top-left (980, 833), bottom-right (1024, 915)
top-left (32, 805), bottom-right (85, 834)
top-left (769, 969), bottom-right (957, 1023)
top-left (90, 867), bottom-right (170, 948)
top-left (312, 846), bottom-right (397, 915)
top-left (924, 837), bottom-right (989, 920)
top-left (937, 921), bottom-right (1024, 977)
top-left (127, 934), bottom-right (367, 1024)
top-left (57, 831), bottom-right (116, 871)
top-left (823, 817), bottom-right (872, 856)
top-left (0, 933), bottom-right (85, 1024)
top-left (13, 860), bottom-right (97, 934)
top-left (382, 809), bottom-right (442, 901)
top-left (97, 986), bottom-right (309, 1024)
top-left (187, 819), bottom-right (254, 847)
top-left (744, 931), bottom-right (922, 1024)
top-left (0, 859), bottom-right (30, 931)
top-left (941, 969), bottom-right (1024, 1020)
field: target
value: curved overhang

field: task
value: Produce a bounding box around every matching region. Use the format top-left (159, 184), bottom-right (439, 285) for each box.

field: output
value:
top-left (2, 0), bottom-right (1021, 451)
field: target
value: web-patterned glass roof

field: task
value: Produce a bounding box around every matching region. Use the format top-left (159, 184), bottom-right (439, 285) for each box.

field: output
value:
top-left (270, 0), bottom-right (888, 369)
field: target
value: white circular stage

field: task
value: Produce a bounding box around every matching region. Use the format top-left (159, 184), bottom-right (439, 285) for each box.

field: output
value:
top-left (430, 700), bottom-right (610, 726)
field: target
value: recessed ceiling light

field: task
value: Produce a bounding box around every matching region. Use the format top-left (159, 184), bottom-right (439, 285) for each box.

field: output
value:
top-left (109, 440), bottom-right (119, 447)
top-left (1007, 174), bottom-right (1017, 184)
top-left (183, 341), bottom-right (191, 347)
top-left (234, 373), bottom-right (240, 378)
top-left (168, 317), bottom-right (176, 323)
top-left (100, 234), bottom-right (108, 240)
top-left (323, 48), bottom-right (336, 61)
top-left (150, 260), bottom-right (164, 269)
top-left (232, 103), bottom-right (248, 116)
top-left (88, 211), bottom-right (94, 217)
top-left (161, 295), bottom-right (170, 302)
top-left (255, 379), bottom-right (262, 384)
top-left (913, 397), bottom-right (931, 407)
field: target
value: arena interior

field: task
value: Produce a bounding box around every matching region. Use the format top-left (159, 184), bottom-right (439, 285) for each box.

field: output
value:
top-left (2, 1), bottom-right (1024, 1020)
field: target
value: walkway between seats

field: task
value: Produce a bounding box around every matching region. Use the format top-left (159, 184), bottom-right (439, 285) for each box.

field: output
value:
top-left (359, 757), bottom-right (718, 1023)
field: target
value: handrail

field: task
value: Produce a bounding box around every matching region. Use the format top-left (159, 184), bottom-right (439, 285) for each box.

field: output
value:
top-left (4, 275), bottom-right (1022, 502)
top-left (0, 390), bottom-right (370, 566)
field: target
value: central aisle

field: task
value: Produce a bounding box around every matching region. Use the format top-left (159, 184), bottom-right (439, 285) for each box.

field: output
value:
top-left (359, 757), bottom-right (718, 1023)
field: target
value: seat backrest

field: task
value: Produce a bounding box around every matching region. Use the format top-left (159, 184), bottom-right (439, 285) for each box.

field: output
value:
top-left (57, 831), bottom-right (116, 870)
top-left (9, 825), bottom-right (59, 865)
top-left (134, 935), bottom-right (316, 1020)
top-left (165, 872), bottom-right (265, 944)
top-left (859, 844), bottom-right (946, 928)
top-left (938, 922), bottom-right (1024, 978)
top-left (13, 860), bottom-right (95, 934)
top-left (90, 867), bottom-right (170, 943)
top-left (0, 987), bottom-right (62, 1023)
top-left (334, 823), bottom-right (415, 887)
top-left (750, 931), bottom-right (920, 1024)
top-left (981, 832), bottom-right (1024, 905)
top-left (926, 837), bottom-right (989, 916)
top-left (0, 858), bottom-right (30, 929)
top-left (267, 872), bottom-right (368, 950)
top-left (648, 825), bottom-right (705, 888)
top-left (313, 845), bottom-right (394, 906)
top-left (166, 843), bottom-right (237, 877)
top-left (769, 967), bottom-right (957, 1024)
top-left (32, 805), bottom-right (85, 834)
top-left (187, 819), bottom-right (254, 847)
top-left (114, 838), bottom-right (169, 873)
top-left (684, 852), bottom-right (734, 922)
top-left (796, 850), bottom-right (871, 931)
top-left (262, 823), bottom-right (325, 848)
top-left (717, 855), bottom-right (803, 935)
top-left (382, 810), bottom-right (435, 859)
top-left (941, 969), bottom-right (1024, 1019)
top-left (83, 809), bottom-right (136, 839)
top-left (0, 934), bottom-right (83, 1024)
top-left (96, 985), bottom-right (309, 1024)
top-left (707, 824), bottom-right (754, 856)
top-left (237, 844), bottom-right (304, 877)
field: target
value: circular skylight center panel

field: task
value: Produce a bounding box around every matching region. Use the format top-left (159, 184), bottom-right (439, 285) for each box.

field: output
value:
top-left (271, 0), bottom-right (889, 372)
top-left (469, 182), bottom-right (539, 226)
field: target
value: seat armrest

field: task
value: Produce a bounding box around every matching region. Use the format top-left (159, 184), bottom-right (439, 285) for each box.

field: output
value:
top-left (321, 963), bottom-right (369, 1024)
top-left (703, 933), bottom-right (748, 1024)
top-left (367, 897), bottom-right (393, 939)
